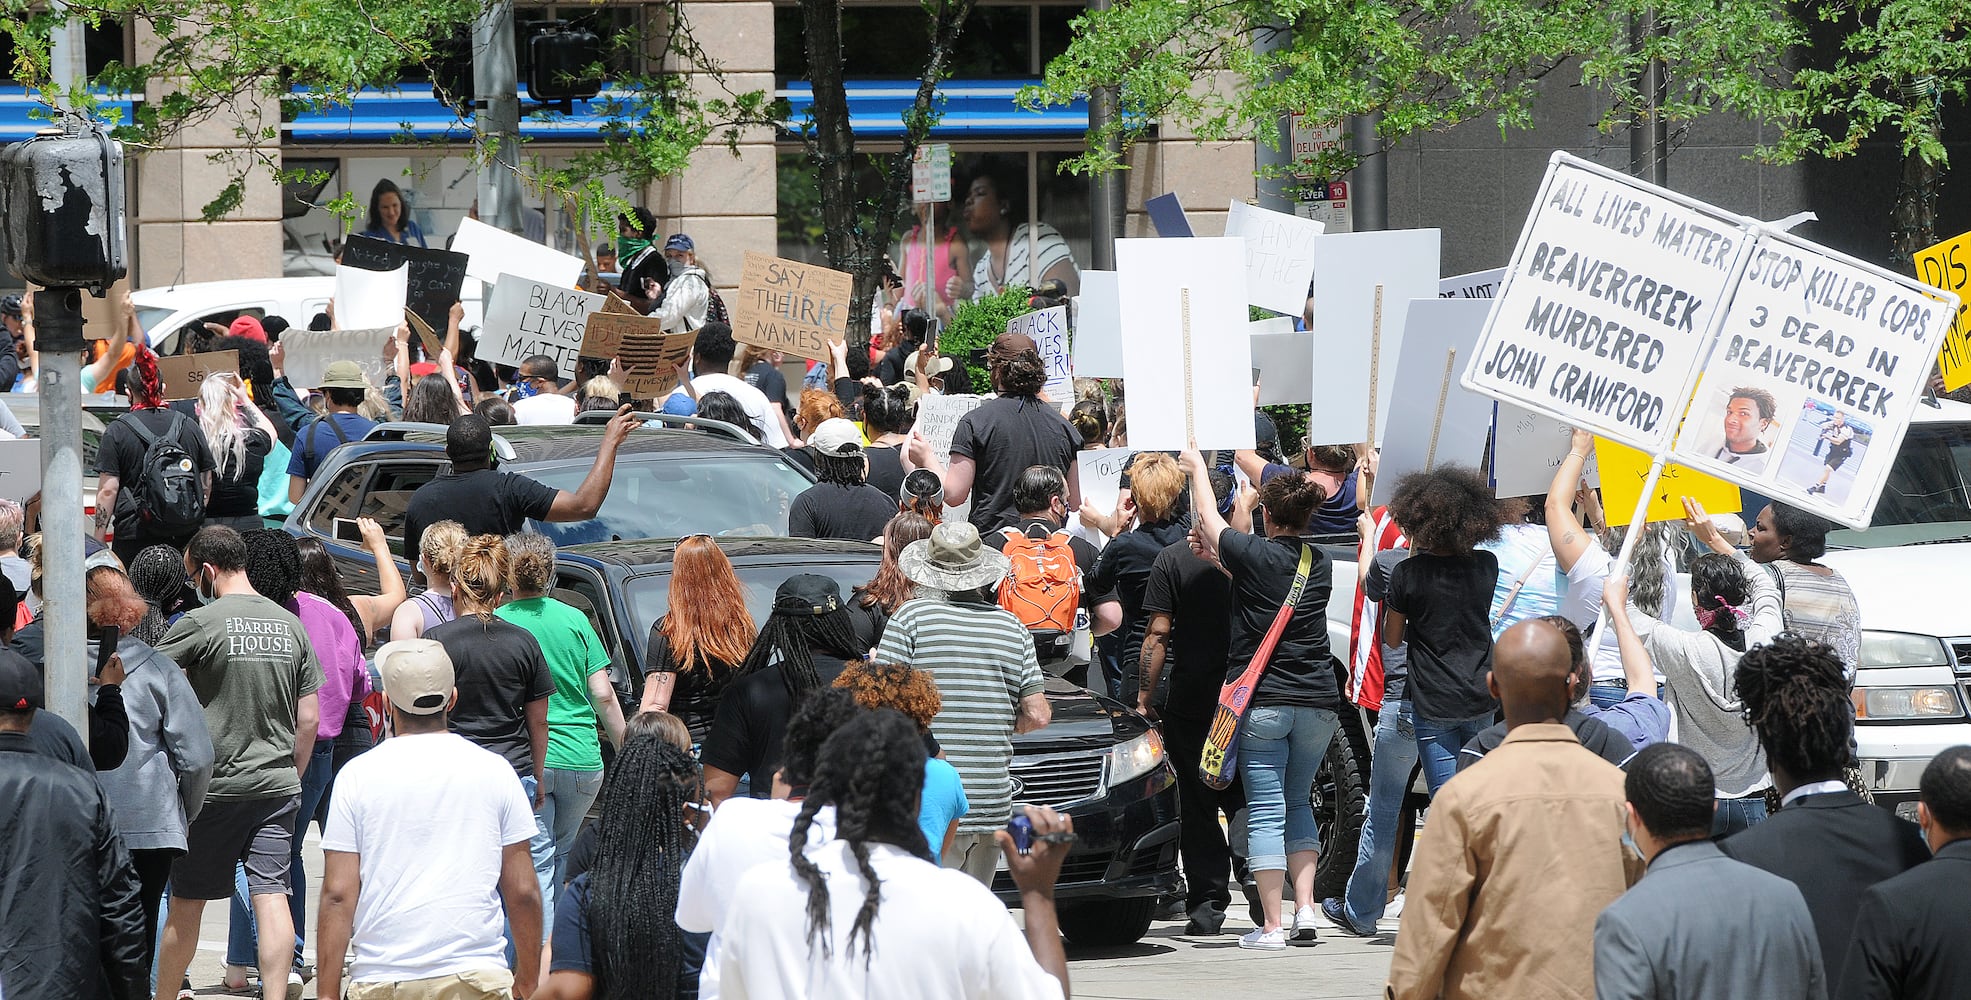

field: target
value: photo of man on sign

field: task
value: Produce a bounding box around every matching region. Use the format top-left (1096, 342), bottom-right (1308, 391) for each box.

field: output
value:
top-left (1687, 385), bottom-right (1780, 474)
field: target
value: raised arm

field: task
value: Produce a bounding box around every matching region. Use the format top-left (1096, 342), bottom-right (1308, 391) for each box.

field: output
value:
top-left (350, 517), bottom-right (408, 639)
top-left (1603, 574), bottom-right (1656, 696)
top-left (1180, 446), bottom-right (1230, 563)
top-left (1546, 428), bottom-right (1599, 573)
top-left (546, 407), bottom-right (639, 521)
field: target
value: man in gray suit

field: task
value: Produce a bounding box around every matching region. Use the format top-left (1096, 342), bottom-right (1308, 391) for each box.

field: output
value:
top-left (1595, 743), bottom-right (1826, 1000)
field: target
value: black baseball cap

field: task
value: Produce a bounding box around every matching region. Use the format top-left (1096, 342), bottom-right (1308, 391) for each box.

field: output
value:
top-left (773, 574), bottom-right (844, 617)
top-left (0, 295), bottom-right (21, 318)
top-left (0, 648), bottom-right (41, 711)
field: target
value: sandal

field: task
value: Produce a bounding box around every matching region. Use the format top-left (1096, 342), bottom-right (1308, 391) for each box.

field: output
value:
top-left (222, 964), bottom-right (254, 992)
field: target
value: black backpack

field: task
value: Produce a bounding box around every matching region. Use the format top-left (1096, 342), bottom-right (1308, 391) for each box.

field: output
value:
top-left (705, 286), bottom-right (730, 326)
top-left (125, 412), bottom-right (206, 528)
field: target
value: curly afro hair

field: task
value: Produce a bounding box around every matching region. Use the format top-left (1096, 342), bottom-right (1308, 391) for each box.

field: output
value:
top-left (1386, 465), bottom-right (1502, 554)
top-left (833, 661), bottom-right (942, 734)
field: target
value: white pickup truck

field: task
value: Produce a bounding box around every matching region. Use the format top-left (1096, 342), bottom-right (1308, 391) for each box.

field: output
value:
top-left (1322, 397), bottom-right (1971, 822)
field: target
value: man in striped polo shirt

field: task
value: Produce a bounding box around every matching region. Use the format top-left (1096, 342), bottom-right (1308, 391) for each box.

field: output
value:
top-left (877, 521), bottom-right (1052, 884)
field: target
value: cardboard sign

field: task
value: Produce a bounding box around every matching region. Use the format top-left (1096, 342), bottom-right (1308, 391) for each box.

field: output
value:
top-left (1492, 404), bottom-right (1602, 498)
top-left (1145, 194), bottom-right (1194, 238)
top-left (0, 440), bottom-right (41, 504)
top-left (1225, 200), bottom-right (1323, 315)
top-left (1252, 325), bottom-right (1314, 405)
top-left (1116, 237), bottom-right (1254, 449)
top-left (1377, 300), bottom-right (1493, 490)
top-left (1461, 153), bottom-right (1748, 453)
top-left (1675, 232), bottom-right (1955, 528)
top-left (1915, 230), bottom-right (1971, 391)
top-left (404, 310), bottom-right (444, 359)
top-left (333, 262), bottom-right (408, 332)
top-left (1596, 436), bottom-right (1740, 523)
top-left (1072, 271), bottom-right (1124, 378)
top-left (1306, 228), bottom-right (1440, 445)
top-left (731, 252), bottom-right (854, 362)
top-left (1440, 268), bottom-right (1506, 300)
top-left (340, 235), bottom-right (469, 340)
top-left (616, 330), bottom-right (697, 399)
top-left (1077, 447), bottom-right (1138, 519)
top-left (282, 327), bottom-right (394, 391)
top-left (480, 275), bottom-right (606, 378)
top-left (1008, 306), bottom-right (1072, 407)
top-left (452, 217), bottom-right (585, 288)
top-left (156, 350), bottom-right (239, 400)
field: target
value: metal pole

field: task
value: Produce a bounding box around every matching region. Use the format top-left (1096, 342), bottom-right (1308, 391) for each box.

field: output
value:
top-left (1087, 0), bottom-right (1123, 269)
top-left (35, 292), bottom-right (89, 744)
top-left (474, 0), bottom-right (525, 234)
top-left (1251, 22), bottom-right (1292, 215)
top-left (1350, 112), bottom-right (1388, 231)
top-left (1628, 10), bottom-right (1668, 185)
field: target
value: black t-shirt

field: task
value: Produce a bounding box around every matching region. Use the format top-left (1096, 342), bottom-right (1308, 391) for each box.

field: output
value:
top-left (1361, 548), bottom-right (1412, 702)
top-left (781, 446), bottom-right (817, 477)
top-left (403, 468), bottom-right (560, 578)
top-left (1384, 550), bottom-right (1500, 723)
top-left (788, 482), bottom-right (897, 542)
top-left (744, 361), bottom-right (789, 406)
top-left (643, 623), bottom-right (742, 742)
top-left (207, 427), bottom-right (273, 518)
top-left (1458, 710), bottom-right (1632, 772)
top-left (552, 874), bottom-right (705, 997)
top-left (1085, 518), bottom-right (1190, 697)
top-left (1215, 529), bottom-right (1339, 710)
top-left (864, 444), bottom-right (906, 500)
top-left (699, 659), bottom-right (854, 793)
top-left (427, 614), bottom-right (554, 776)
top-left (1141, 540), bottom-right (1233, 722)
top-left (948, 395), bottom-right (1081, 533)
top-left (96, 409), bottom-right (217, 540)
top-left (618, 247), bottom-right (670, 311)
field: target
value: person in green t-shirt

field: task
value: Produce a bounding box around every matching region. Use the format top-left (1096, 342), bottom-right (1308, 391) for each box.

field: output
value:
top-left (496, 532), bottom-right (627, 885)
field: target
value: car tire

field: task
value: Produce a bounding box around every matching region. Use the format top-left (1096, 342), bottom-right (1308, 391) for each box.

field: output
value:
top-left (1310, 709), bottom-right (1371, 902)
top-left (1056, 896), bottom-right (1157, 948)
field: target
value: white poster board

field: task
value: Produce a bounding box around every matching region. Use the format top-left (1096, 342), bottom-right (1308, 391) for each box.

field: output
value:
top-left (1071, 271), bottom-right (1124, 378)
top-left (1077, 447), bottom-right (1138, 518)
top-left (0, 440), bottom-right (40, 504)
top-left (480, 275), bottom-right (606, 378)
top-left (912, 393), bottom-right (985, 523)
top-left (1306, 228), bottom-right (1440, 445)
top-left (1377, 300), bottom-right (1495, 490)
top-left (452, 217), bottom-right (586, 288)
top-left (1116, 237), bottom-right (1256, 449)
top-left (1493, 404), bottom-right (1603, 498)
top-left (1460, 154), bottom-right (1749, 453)
top-left (1225, 200), bottom-right (1324, 315)
top-left (1008, 306), bottom-right (1072, 408)
top-left (281, 326), bottom-right (396, 391)
top-left (333, 263), bottom-right (408, 332)
top-left (1252, 326), bottom-right (1314, 405)
top-left (1672, 232), bottom-right (1957, 528)
top-left (1440, 267), bottom-right (1506, 300)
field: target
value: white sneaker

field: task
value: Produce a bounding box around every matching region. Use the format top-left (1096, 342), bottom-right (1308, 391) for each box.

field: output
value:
top-left (287, 971), bottom-right (305, 1000)
top-left (1385, 892), bottom-right (1407, 920)
top-left (1291, 905), bottom-right (1321, 941)
top-left (1239, 927), bottom-right (1288, 951)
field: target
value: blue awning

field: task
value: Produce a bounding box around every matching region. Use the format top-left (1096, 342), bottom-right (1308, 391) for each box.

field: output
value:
top-left (0, 86), bottom-right (140, 142)
top-left (777, 80), bottom-right (1088, 137)
top-left (284, 84), bottom-right (623, 142)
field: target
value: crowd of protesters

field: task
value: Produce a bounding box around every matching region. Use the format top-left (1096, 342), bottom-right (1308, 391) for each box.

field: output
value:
top-left (4, 204), bottom-right (1971, 1000)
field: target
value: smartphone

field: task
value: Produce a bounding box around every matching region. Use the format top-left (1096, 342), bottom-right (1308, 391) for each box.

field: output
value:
top-left (1006, 813), bottom-right (1034, 855)
top-left (96, 625), bottom-right (119, 675)
top-left (618, 392), bottom-right (633, 409)
top-left (332, 517), bottom-right (364, 543)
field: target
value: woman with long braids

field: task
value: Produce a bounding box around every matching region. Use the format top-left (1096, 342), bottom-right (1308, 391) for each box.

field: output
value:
top-left (701, 575), bottom-right (869, 805)
top-left (720, 708), bottom-right (1074, 998)
top-left (536, 734), bottom-right (707, 1000)
top-left (640, 535), bottom-right (757, 741)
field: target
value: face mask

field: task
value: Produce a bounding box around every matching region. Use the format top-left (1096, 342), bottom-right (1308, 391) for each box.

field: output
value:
top-left (509, 380), bottom-right (538, 401)
top-left (1621, 821), bottom-right (1646, 862)
top-left (195, 567), bottom-right (217, 603)
top-left (618, 236), bottom-right (652, 261)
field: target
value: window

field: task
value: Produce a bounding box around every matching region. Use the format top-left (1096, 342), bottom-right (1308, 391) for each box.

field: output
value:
top-left (773, 3), bottom-right (1079, 82)
top-left (304, 463), bottom-right (371, 536)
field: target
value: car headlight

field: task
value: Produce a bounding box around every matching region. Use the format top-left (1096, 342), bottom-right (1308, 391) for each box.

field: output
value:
top-left (1106, 729), bottom-right (1166, 784)
top-left (1853, 686), bottom-right (1964, 720)
top-left (1858, 631), bottom-right (1952, 668)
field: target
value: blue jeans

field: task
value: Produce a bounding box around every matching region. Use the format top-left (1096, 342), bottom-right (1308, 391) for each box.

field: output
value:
top-left (1712, 795), bottom-right (1768, 837)
top-left (1415, 713), bottom-right (1492, 795)
top-left (540, 766), bottom-right (604, 886)
top-left (1238, 705), bottom-right (1339, 872)
top-left (504, 774), bottom-right (556, 964)
top-left (1340, 699), bottom-right (1417, 932)
top-left (226, 742), bottom-right (334, 968)
top-left (1590, 681), bottom-right (1664, 710)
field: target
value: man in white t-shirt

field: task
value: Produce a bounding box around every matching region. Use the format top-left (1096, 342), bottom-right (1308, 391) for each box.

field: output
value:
top-left (510, 355), bottom-right (578, 425)
top-left (689, 322), bottom-right (793, 447)
top-left (317, 639), bottom-right (544, 1000)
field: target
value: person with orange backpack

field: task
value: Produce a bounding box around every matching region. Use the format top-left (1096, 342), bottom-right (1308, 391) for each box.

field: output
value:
top-left (984, 466), bottom-right (1119, 675)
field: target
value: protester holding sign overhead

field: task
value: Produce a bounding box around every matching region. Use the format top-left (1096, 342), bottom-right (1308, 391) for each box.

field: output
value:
top-left (916, 332), bottom-right (1081, 534)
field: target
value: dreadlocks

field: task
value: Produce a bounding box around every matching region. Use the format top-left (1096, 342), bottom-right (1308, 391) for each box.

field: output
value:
top-left (787, 708), bottom-right (929, 964)
top-left (737, 607), bottom-right (866, 697)
top-left (1734, 634), bottom-right (1852, 783)
top-left (587, 734), bottom-right (702, 1000)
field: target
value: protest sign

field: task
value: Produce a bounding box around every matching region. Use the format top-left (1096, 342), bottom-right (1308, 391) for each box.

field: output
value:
top-left (404, 310), bottom-right (444, 359)
top-left (1008, 306), bottom-right (1072, 407)
top-left (1225, 200), bottom-right (1324, 315)
top-left (731, 252), bottom-right (854, 362)
top-left (282, 326), bottom-right (395, 391)
top-left (1377, 300), bottom-right (1494, 490)
top-left (1491, 404), bottom-right (1602, 498)
top-left (1116, 237), bottom-right (1255, 449)
top-left (1077, 448), bottom-right (1138, 519)
top-left (451, 217), bottom-right (586, 288)
top-left (616, 330), bottom-right (697, 399)
top-left (1306, 228), bottom-right (1440, 445)
top-left (913, 394), bottom-right (984, 462)
top-left (1440, 268), bottom-right (1506, 300)
top-left (480, 275), bottom-right (605, 378)
top-left (1146, 194), bottom-right (1193, 238)
top-left (1597, 437), bottom-right (1740, 523)
top-left (1675, 230), bottom-right (1956, 528)
top-left (1460, 153), bottom-right (1749, 453)
top-left (1072, 271), bottom-right (1124, 378)
top-left (334, 262), bottom-right (408, 331)
top-left (579, 309), bottom-right (661, 362)
top-left (1915, 230), bottom-right (1971, 391)
top-left (340, 235), bottom-right (470, 339)
top-left (0, 440), bottom-right (38, 504)
top-left (1251, 324), bottom-right (1313, 405)
top-left (156, 350), bottom-right (239, 400)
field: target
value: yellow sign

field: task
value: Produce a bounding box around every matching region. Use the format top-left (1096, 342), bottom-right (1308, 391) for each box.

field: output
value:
top-left (1594, 437), bottom-right (1741, 523)
top-left (1915, 231), bottom-right (1971, 392)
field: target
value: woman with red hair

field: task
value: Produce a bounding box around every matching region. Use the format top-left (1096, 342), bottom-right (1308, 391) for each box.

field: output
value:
top-left (639, 535), bottom-right (757, 743)
top-left (94, 345), bottom-right (218, 567)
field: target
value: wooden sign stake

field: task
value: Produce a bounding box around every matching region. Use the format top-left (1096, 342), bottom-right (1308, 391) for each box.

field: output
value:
top-left (1426, 347), bottom-right (1457, 470)
top-left (1361, 283), bottom-right (1385, 508)
top-left (1181, 287), bottom-right (1196, 442)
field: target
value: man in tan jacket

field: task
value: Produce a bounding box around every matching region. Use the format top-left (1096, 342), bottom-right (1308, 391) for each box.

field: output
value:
top-left (1386, 617), bottom-right (1643, 1000)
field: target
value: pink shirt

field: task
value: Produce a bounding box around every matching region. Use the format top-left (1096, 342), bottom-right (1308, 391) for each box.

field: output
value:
top-left (290, 592), bottom-right (368, 739)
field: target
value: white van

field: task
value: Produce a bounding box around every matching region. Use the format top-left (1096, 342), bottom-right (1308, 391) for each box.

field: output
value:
top-left (131, 276), bottom-right (484, 355)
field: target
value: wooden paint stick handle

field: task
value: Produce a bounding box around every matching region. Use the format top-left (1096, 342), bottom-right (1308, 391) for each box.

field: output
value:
top-left (1366, 283), bottom-right (1384, 447)
top-left (1181, 287), bottom-right (1196, 443)
top-left (1425, 347), bottom-right (1457, 470)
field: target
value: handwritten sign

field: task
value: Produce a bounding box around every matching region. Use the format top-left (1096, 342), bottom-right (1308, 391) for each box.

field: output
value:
top-left (451, 217), bottom-right (585, 288)
top-left (282, 327), bottom-right (394, 392)
top-left (913, 394), bottom-right (984, 465)
top-left (1915, 230), bottom-right (1971, 391)
top-left (1491, 404), bottom-right (1602, 498)
top-left (333, 262), bottom-right (408, 331)
top-left (731, 251), bottom-right (854, 362)
top-left (340, 235), bottom-right (469, 342)
top-left (1225, 200), bottom-right (1323, 315)
top-left (617, 330), bottom-right (698, 399)
top-left (481, 275), bottom-right (605, 378)
top-left (1008, 306), bottom-right (1072, 408)
top-left (156, 350), bottom-right (239, 400)
top-left (1596, 436), bottom-right (1740, 523)
top-left (1076, 448), bottom-right (1137, 519)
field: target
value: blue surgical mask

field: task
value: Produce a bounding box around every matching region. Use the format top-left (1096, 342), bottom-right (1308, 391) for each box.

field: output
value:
top-left (510, 380), bottom-right (538, 401)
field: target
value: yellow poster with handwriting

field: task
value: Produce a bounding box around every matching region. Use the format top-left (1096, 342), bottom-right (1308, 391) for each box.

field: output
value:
top-left (1594, 437), bottom-right (1742, 523)
top-left (1915, 231), bottom-right (1971, 392)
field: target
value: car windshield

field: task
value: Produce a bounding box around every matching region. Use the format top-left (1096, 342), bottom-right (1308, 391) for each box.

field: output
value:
top-left (522, 455), bottom-right (812, 545)
top-left (622, 560), bottom-right (878, 658)
top-left (1830, 421), bottom-right (1971, 549)
top-left (134, 306), bottom-right (175, 336)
